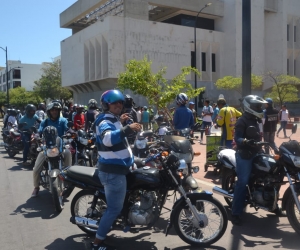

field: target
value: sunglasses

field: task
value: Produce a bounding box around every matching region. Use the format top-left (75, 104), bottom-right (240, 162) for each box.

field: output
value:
top-left (110, 101), bottom-right (124, 105)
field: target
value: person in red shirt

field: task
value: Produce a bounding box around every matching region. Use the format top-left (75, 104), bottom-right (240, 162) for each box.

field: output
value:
top-left (73, 105), bottom-right (85, 130)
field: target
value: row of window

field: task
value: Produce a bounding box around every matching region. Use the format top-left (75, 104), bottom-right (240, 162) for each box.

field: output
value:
top-left (191, 52), bottom-right (216, 72)
top-left (287, 59), bottom-right (297, 75)
top-left (287, 24), bottom-right (297, 42)
top-left (0, 81), bottom-right (21, 91)
top-left (0, 69), bottom-right (21, 84)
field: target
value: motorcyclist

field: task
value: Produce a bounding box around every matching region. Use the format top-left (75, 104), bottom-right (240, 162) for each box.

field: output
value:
top-left (7, 109), bottom-right (18, 130)
top-left (155, 115), bottom-right (169, 136)
top-left (231, 95), bottom-right (267, 225)
top-left (91, 89), bottom-right (141, 250)
top-left (19, 104), bottom-right (42, 166)
top-left (74, 105), bottom-right (85, 130)
top-left (173, 93), bottom-right (194, 130)
top-left (85, 99), bottom-right (100, 131)
top-left (36, 103), bottom-right (46, 120)
top-left (3, 108), bottom-right (11, 129)
top-left (31, 101), bottom-right (71, 197)
top-left (62, 106), bottom-right (70, 119)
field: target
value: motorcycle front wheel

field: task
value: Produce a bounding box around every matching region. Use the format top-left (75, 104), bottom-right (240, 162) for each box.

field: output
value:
top-left (52, 177), bottom-right (64, 212)
top-left (286, 189), bottom-right (300, 235)
top-left (173, 196), bottom-right (227, 247)
top-left (71, 189), bottom-right (107, 235)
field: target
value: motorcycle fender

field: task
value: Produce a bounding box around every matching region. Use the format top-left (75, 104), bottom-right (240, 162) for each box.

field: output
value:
top-left (184, 176), bottom-right (198, 190)
top-left (49, 169), bottom-right (61, 178)
top-left (166, 192), bottom-right (213, 236)
top-left (281, 183), bottom-right (300, 211)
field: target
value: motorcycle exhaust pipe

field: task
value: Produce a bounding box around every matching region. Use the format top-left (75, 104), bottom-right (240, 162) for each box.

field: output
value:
top-left (212, 186), bottom-right (234, 199)
top-left (70, 216), bottom-right (99, 229)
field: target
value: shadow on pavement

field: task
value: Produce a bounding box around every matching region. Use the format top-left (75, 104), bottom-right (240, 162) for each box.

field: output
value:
top-left (227, 207), bottom-right (299, 249)
top-left (7, 162), bottom-right (33, 171)
top-left (44, 234), bottom-right (87, 250)
top-left (10, 191), bottom-right (60, 219)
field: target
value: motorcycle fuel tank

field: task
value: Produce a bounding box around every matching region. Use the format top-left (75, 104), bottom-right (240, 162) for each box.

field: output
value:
top-left (127, 167), bottom-right (161, 190)
top-left (253, 154), bottom-right (277, 173)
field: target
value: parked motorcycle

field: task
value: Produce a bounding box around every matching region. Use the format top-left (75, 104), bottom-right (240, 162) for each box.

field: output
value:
top-left (60, 151), bottom-right (228, 247)
top-left (38, 126), bottom-right (67, 212)
top-left (213, 124), bottom-right (300, 234)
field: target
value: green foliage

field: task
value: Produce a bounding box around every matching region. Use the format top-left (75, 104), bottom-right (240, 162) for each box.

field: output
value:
top-left (215, 74), bottom-right (263, 95)
top-left (0, 91), bottom-right (6, 107)
top-left (264, 73), bottom-right (300, 106)
top-left (9, 87), bottom-right (43, 108)
top-left (33, 60), bottom-right (72, 104)
top-left (117, 56), bottom-right (205, 109)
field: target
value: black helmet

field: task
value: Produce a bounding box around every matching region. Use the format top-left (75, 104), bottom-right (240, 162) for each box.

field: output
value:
top-left (25, 104), bottom-right (36, 117)
top-left (10, 109), bottom-right (17, 116)
top-left (46, 101), bottom-right (62, 119)
top-left (155, 115), bottom-right (164, 123)
top-left (43, 126), bottom-right (58, 148)
top-left (88, 99), bottom-right (98, 108)
top-left (63, 106), bottom-right (69, 112)
top-left (38, 103), bottom-right (46, 111)
top-left (241, 95), bottom-right (268, 119)
top-left (124, 94), bottom-right (133, 108)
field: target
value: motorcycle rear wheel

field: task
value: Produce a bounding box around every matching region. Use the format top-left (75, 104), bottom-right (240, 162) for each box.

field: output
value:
top-left (221, 168), bottom-right (236, 207)
top-left (52, 177), bottom-right (64, 212)
top-left (173, 196), bottom-right (228, 247)
top-left (286, 190), bottom-right (300, 235)
top-left (71, 189), bottom-right (107, 235)
top-left (7, 148), bottom-right (17, 158)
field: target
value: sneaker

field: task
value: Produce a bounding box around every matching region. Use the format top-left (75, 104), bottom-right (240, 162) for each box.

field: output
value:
top-left (91, 241), bottom-right (117, 250)
top-left (199, 139), bottom-right (203, 144)
top-left (31, 187), bottom-right (40, 198)
top-left (231, 215), bottom-right (242, 226)
top-left (22, 161), bottom-right (31, 166)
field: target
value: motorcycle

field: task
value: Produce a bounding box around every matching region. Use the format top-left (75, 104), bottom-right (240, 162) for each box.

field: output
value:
top-left (212, 124), bottom-right (300, 235)
top-left (59, 151), bottom-right (228, 247)
top-left (38, 127), bottom-right (68, 212)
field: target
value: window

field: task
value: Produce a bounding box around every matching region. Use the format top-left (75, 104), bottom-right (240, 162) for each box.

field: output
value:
top-left (287, 59), bottom-right (289, 75)
top-left (13, 69), bottom-right (21, 79)
top-left (2, 74), bottom-right (5, 82)
top-left (212, 53), bottom-right (216, 72)
top-left (287, 24), bottom-right (289, 41)
top-left (201, 52), bottom-right (206, 72)
top-left (13, 81), bottom-right (21, 88)
top-left (3, 85), bottom-right (6, 92)
top-left (295, 26), bottom-right (297, 42)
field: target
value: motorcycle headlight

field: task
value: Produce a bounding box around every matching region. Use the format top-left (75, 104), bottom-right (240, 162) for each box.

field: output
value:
top-left (47, 147), bottom-right (59, 157)
top-left (290, 155), bottom-right (300, 168)
top-left (79, 137), bottom-right (88, 145)
top-left (135, 139), bottom-right (147, 149)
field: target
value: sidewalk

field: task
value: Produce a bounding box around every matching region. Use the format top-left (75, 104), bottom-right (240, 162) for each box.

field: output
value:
top-left (192, 123), bottom-right (300, 186)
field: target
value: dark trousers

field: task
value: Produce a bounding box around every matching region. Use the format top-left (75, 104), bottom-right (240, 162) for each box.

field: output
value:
top-left (200, 121), bottom-right (212, 140)
top-left (22, 132), bottom-right (31, 162)
top-left (277, 121), bottom-right (287, 137)
top-left (263, 131), bottom-right (277, 154)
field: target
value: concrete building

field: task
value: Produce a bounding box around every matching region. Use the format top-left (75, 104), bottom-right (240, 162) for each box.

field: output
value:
top-left (0, 60), bottom-right (45, 92)
top-left (60, 0), bottom-right (300, 109)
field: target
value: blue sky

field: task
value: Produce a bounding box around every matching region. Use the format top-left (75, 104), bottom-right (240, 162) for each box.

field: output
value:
top-left (0, 0), bottom-right (76, 66)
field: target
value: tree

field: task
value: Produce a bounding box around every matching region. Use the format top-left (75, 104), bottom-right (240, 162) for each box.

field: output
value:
top-left (33, 60), bottom-right (72, 104)
top-left (264, 72), bottom-right (300, 106)
top-left (9, 87), bottom-right (43, 108)
top-left (117, 56), bottom-right (205, 110)
top-left (215, 74), bottom-right (263, 95)
top-left (0, 92), bottom-right (6, 107)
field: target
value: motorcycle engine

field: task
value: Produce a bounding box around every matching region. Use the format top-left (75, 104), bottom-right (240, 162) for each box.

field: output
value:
top-left (252, 185), bottom-right (277, 209)
top-left (128, 191), bottom-right (156, 225)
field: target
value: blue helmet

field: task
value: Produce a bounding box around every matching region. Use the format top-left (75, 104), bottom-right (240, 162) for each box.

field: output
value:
top-left (101, 89), bottom-right (125, 111)
top-left (265, 98), bottom-right (273, 104)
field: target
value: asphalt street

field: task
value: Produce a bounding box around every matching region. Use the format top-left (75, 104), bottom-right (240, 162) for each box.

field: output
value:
top-left (0, 121), bottom-right (300, 249)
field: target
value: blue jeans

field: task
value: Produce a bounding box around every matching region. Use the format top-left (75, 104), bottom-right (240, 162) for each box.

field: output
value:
top-left (277, 121), bottom-right (287, 137)
top-left (21, 132), bottom-right (31, 162)
top-left (96, 171), bottom-right (127, 240)
top-left (200, 121), bottom-right (212, 139)
top-left (232, 153), bottom-right (255, 216)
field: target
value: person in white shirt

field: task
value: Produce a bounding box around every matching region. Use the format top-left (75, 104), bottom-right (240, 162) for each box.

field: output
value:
top-left (7, 109), bottom-right (18, 130)
top-left (136, 106), bottom-right (142, 123)
top-left (199, 100), bottom-right (213, 144)
top-left (277, 104), bottom-right (291, 138)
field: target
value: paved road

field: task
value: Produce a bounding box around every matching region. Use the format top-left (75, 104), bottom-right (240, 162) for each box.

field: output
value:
top-left (0, 121), bottom-right (300, 249)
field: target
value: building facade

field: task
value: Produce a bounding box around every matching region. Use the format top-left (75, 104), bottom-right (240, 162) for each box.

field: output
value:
top-left (0, 60), bottom-right (45, 92)
top-left (60, 0), bottom-right (300, 108)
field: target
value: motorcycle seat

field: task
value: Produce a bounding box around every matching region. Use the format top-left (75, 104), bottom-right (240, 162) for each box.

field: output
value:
top-left (11, 131), bottom-right (21, 137)
top-left (66, 165), bottom-right (103, 188)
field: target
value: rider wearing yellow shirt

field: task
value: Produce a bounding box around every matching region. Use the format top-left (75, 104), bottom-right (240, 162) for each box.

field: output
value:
top-left (216, 98), bottom-right (242, 148)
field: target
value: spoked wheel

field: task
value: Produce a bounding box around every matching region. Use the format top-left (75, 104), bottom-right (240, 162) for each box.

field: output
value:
top-left (286, 190), bottom-right (300, 235)
top-left (221, 168), bottom-right (236, 207)
top-left (173, 196), bottom-right (228, 247)
top-left (71, 190), bottom-right (107, 235)
top-left (52, 177), bottom-right (64, 212)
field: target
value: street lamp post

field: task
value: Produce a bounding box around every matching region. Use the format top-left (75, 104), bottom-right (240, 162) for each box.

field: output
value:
top-left (194, 3), bottom-right (212, 113)
top-left (0, 46), bottom-right (9, 107)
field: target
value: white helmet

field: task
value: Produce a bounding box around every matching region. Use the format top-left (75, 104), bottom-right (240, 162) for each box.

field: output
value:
top-left (241, 95), bottom-right (268, 119)
top-left (176, 93), bottom-right (188, 105)
top-left (88, 99), bottom-right (97, 108)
